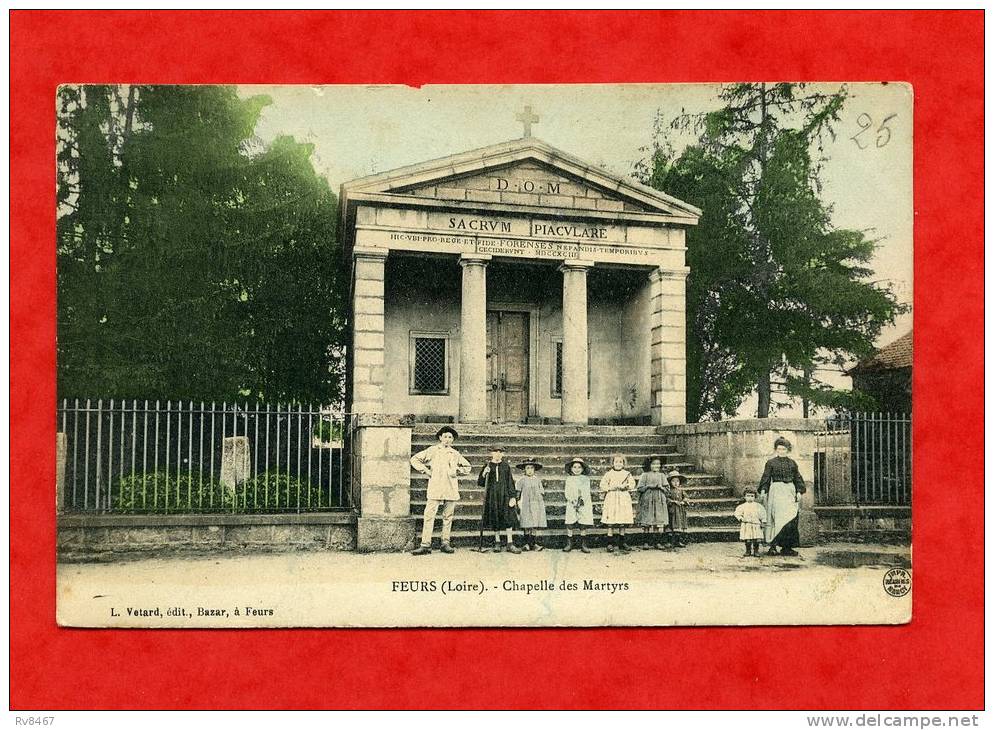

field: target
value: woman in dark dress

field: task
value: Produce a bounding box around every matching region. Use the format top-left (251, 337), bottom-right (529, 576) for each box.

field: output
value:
top-left (758, 436), bottom-right (807, 556)
top-left (478, 445), bottom-right (520, 553)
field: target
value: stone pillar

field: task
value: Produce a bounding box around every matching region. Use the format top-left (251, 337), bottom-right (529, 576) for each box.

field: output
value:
top-left (650, 267), bottom-right (689, 426)
top-left (220, 436), bottom-right (251, 493)
top-left (56, 432), bottom-right (67, 513)
top-left (352, 414), bottom-right (416, 552)
top-left (458, 254), bottom-right (491, 423)
top-left (560, 260), bottom-right (593, 425)
top-left (352, 247), bottom-right (388, 415)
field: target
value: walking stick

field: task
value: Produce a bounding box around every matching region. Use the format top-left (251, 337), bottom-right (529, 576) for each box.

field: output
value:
top-left (478, 463), bottom-right (489, 553)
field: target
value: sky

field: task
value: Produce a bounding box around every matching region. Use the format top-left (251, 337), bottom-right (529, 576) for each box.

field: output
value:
top-left (237, 83), bottom-right (913, 415)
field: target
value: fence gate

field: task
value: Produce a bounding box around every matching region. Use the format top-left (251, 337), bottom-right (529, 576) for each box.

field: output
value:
top-left (814, 412), bottom-right (911, 506)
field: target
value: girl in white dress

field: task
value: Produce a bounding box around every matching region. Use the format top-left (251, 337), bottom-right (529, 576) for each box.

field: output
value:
top-left (599, 453), bottom-right (635, 553)
top-left (734, 487), bottom-right (768, 557)
top-left (563, 457), bottom-right (593, 553)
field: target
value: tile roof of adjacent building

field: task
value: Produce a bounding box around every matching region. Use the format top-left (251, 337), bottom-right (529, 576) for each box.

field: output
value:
top-left (849, 331), bottom-right (913, 373)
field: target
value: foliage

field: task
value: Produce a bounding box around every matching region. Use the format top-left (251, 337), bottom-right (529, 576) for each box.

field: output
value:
top-left (313, 417), bottom-right (346, 444)
top-left (112, 470), bottom-right (330, 513)
top-left (112, 471), bottom-right (227, 513)
top-left (233, 471), bottom-right (330, 511)
top-left (637, 83), bottom-right (904, 420)
top-left (57, 85), bottom-right (346, 404)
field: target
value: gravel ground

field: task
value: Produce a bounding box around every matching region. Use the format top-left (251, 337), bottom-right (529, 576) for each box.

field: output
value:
top-left (58, 541), bottom-right (912, 628)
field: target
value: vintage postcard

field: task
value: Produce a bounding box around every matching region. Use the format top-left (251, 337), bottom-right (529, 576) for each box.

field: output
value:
top-left (55, 82), bottom-right (913, 627)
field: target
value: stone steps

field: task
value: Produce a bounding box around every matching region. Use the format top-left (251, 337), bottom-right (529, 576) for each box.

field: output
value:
top-left (411, 485), bottom-right (733, 503)
top-left (410, 494), bottom-right (740, 512)
top-left (411, 509), bottom-right (738, 530)
top-left (411, 436), bottom-right (669, 447)
top-left (415, 525), bottom-right (741, 548)
top-left (410, 443), bottom-right (684, 457)
top-left (410, 472), bottom-right (726, 487)
top-left (412, 424), bottom-right (660, 436)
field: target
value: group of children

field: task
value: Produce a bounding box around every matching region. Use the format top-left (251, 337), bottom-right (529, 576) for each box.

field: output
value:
top-left (476, 448), bottom-right (692, 554)
top-left (410, 426), bottom-right (696, 555)
top-left (410, 426), bottom-right (788, 557)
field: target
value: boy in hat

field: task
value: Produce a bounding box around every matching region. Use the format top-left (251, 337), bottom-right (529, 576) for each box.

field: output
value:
top-left (478, 445), bottom-right (520, 553)
top-left (410, 426), bottom-right (472, 555)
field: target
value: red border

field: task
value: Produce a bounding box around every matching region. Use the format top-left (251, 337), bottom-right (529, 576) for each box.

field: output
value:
top-left (10, 11), bottom-right (984, 709)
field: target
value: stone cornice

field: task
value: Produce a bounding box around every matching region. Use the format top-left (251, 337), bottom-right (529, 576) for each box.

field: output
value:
top-left (340, 137), bottom-right (701, 221)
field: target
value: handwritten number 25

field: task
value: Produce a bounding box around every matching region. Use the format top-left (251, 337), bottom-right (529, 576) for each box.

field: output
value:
top-left (852, 113), bottom-right (897, 149)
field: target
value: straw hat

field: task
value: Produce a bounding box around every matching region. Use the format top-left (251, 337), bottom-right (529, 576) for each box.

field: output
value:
top-left (515, 457), bottom-right (543, 471)
top-left (564, 457), bottom-right (590, 475)
top-left (666, 469), bottom-right (688, 485)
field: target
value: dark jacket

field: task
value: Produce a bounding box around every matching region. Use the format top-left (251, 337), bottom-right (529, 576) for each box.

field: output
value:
top-left (478, 461), bottom-right (518, 530)
top-left (758, 456), bottom-right (806, 494)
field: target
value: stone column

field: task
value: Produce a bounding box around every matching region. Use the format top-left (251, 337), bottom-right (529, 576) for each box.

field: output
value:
top-left (560, 260), bottom-right (593, 425)
top-left (351, 247), bottom-right (388, 414)
top-left (650, 267), bottom-right (689, 426)
top-left (56, 432), bottom-right (66, 513)
top-left (458, 254), bottom-right (491, 423)
top-left (352, 414), bottom-right (416, 552)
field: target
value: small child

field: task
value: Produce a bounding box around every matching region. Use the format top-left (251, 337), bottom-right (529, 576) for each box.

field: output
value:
top-left (515, 457), bottom-right (548, 551)
top-left (600, 454), bottom-right (636, 553)
top-left (734, 487), bottom-right (768, 557)
top-left (563, 457), bottom-right (593, 553)
top-left (478, 445), bottom-right (520, 554)
top-left (636, 455), bottom-right (669, 549)
top-left (665, 469), bottom-right (690, 548)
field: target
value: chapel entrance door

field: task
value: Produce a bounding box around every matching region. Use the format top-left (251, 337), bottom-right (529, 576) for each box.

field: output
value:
top-left (486, 311), bottom-right (530, 423)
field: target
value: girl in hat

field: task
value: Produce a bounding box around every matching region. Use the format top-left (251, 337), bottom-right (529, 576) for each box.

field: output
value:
top-left (410, 426), bottom-right (472, 555)
top-left (563, 457), bottom-right (593, 552)
top-left (735, 487), bottom-right (768, 557)
top-left (636, 455), bottom-right (669, 549)
top-left (478, 445), bottom-right (520, 554)
top-left (757, 436), bottom-right (807, 556)
top-left (515, 458), bottom-right (548, 551)
top-left (599, 453), bottom-right (636, 552)
top-left (665, 469), bottom-right (690, 548)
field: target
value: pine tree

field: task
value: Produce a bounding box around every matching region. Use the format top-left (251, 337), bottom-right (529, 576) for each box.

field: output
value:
top-left (640, 83), bottom-right (904, 419)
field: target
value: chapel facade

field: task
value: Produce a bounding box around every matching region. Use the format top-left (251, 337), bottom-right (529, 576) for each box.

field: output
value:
top-left (339, 137), bottom-right (699, 426)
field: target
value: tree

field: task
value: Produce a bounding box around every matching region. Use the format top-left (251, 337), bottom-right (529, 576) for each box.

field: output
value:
top-left (639, 83), bottom-right (903, 420)
top-left (56, 85), bottom-right (346, 404)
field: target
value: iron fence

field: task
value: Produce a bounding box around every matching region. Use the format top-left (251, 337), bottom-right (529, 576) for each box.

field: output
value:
top-left (813, 412), bottom-right (911, 506)
top-left (57, 399), bottom-right (352, 514)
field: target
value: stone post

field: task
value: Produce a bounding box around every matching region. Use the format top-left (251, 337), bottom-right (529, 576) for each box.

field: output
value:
top-left (220, 436), bottom-right (251, 493)
top-left (352, 414), bottom-right (416, 551)
top-left (560, 260), bottom-right (593, 425)
top-left (650, 267), bottom-right (689, 426)
top-left (352, 247), bottom-right (388, 414)
top-left (56, 432), bottom-right (67, 513)
top-left (458, 254), bottom-right (490, 423)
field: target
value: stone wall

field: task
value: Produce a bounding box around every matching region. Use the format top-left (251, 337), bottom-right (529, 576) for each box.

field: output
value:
top-left (58, 513), bottom-right (356, 561)
top-left (816, 506), bottom-right (912, 542)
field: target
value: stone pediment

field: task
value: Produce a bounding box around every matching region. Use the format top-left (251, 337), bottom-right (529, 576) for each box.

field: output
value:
top-left (341, 138), bottom-right (701, 222)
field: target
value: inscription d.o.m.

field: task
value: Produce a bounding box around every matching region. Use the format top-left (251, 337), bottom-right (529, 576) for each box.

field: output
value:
top-left (492, 177), bottom-right (561, 194)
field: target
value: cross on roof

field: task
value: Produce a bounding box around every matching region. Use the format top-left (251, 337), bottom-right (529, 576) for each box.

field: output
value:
top-left (515, 105), bottom-right (539, 138)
